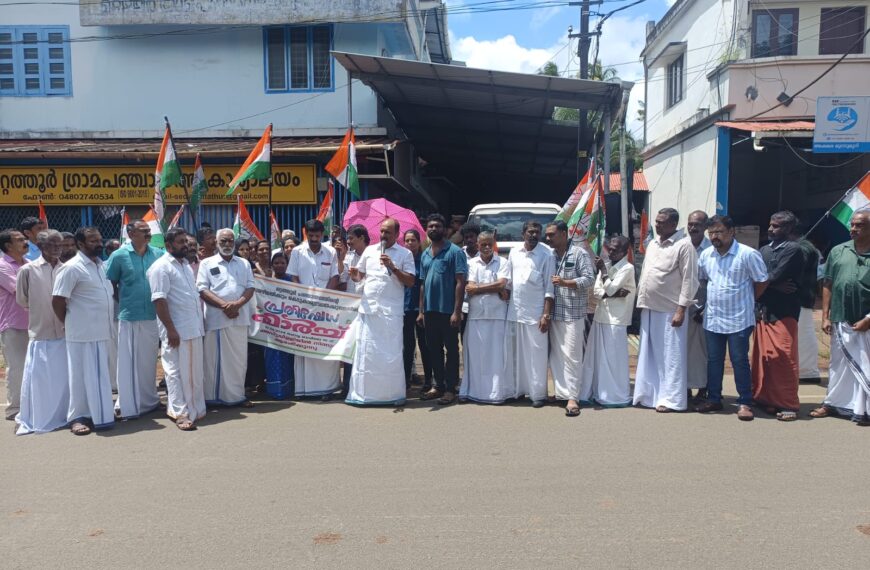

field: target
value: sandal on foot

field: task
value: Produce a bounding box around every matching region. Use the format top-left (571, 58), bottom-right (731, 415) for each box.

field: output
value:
top-left (70, 422), bottom-right (91, 436)
top-left (809, 406), bottom-right (830, 418)
top-left (240, 400), bottom-right (254, 408)
top-left (777, 411), bottom-right (798, 422)
top-left (695, 401), bottom-right (724, 413)
top-left (565, 406), bottom-right (581, 417)
top-left (737, 405), bottom-right (754, 421)
top-left (655, 405), bottom-right (673, 413)
top-left (437, 392), bottom-right (456, 406)
top-left (175, 417), bottom-right (195, 431)
top-left (420, 388), bottom-right (442, 401)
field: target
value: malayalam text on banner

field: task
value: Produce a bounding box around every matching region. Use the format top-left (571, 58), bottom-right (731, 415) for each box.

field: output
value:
top-left (0, 164), bottom-right (316, 206)
top-left (248, 276), bottom-right (360, 362)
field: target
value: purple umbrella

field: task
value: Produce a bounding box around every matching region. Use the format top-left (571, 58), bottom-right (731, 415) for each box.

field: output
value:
top-left (342, 198), bottom-right (425, 242)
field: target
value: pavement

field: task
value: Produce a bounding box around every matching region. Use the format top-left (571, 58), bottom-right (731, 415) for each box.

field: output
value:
top-left (2, 377), bottom-right (869, 569)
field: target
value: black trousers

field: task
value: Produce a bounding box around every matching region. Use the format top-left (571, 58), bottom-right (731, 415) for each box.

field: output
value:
top-left (403, 312), bottom-right (433, 388)
top-left (424, 312), bottom-right (460, 393)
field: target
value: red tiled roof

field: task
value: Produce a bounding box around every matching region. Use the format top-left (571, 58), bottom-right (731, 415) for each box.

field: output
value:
top-left (715, 120), bottom-right (815, 132)
top-left (601, 171), bottom-right (650, 192)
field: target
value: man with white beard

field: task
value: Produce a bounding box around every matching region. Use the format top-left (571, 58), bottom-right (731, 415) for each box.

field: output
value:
top-left (197, 228), bottom-right (256, 407)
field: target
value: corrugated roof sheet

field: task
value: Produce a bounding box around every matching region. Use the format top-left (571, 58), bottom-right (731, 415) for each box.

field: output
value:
top-left (0, 136), bottom-right (396, 156)
top-left (602, 171), bottom-right (650, 192)
top-left (715, 120), bottom-right (815, 132)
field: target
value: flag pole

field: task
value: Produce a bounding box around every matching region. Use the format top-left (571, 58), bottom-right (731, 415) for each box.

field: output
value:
top-left (802, 185), bottom-right (856, 239)
top-left (267, 123), bottom-right (274, 219)
top-left (557, 159), bottom-right (597, 275)
top-left (164, 116), bottom-right (198, 229)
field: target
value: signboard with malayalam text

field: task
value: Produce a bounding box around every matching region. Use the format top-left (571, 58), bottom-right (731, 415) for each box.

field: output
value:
top-left (0, 164), bottom-right (317, 206)
top-left (813, 96), bottom-right (870, 153)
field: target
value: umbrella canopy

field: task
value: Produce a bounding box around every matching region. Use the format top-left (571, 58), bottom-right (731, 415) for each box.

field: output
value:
top-left (342, 198), bottom-right (425, 244)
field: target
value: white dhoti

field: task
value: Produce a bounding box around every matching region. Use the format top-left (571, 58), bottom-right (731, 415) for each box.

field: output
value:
top-left (66, 340), bottom-right (115, 429)
top-left (549, 319), bottom-right (585, 402)
top-left (634, 309), bottom-right (689, 411)
top-left (16, 339), bottom-right (70, 435)
top-left (686, 317), bottom-right (708, 389)
top-left (346, 314), bottom-right (406, 405)
top-left (294, 357), bottom-right (340, 397)
top-left (798, 307), bottom-right (821, 379)
top-left (203, 325), bottom-right (249, 405)
top-left (2, 328), bottom-right (29, 420)
top-left (826, 323), bottom-right (870, 421)
top-left (460, 319), bottom-right (511, 404)
top-left (108, 317), bottom-right (119, 392)
top-left (581, 322), bottom-right (631, 407)
top-left (505, 321), bottom-right (549, 403)
top-left (162, 337), bottom-right (206, 422)
top-left (115, 320), bottom-right (160, 418)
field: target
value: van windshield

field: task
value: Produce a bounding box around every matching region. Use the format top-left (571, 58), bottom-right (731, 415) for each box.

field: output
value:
top-left (467, 211), bottom-right (559, 242)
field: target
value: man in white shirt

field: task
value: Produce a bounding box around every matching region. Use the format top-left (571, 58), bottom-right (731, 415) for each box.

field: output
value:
top-left (502, 221), bottom-right (555, 407)
top-left (581, 236), bottom-right (636, 408)
top-left (197, 228), bottom-right (256, 407)
top-left (460, 231), bottom-right (511, 404)
top-left (686, 210), bottom-right (712, 401)
top-left (148, 228), bottom-right (206, 431)
top-left (633, 208), bottom-right (698, 413)
top-left (288, 219), bottom-right (341, 398)
top-left (15, 230), bottom-right (69, 434)
top-left (52, 227), bottom-right (116, 435)
top-left (346, 219), bottom-right (416, 405)
top-left (338, 224), bottom-right (369, 399)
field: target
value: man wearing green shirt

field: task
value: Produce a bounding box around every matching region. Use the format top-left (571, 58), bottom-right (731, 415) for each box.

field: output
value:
top-left (105, 219), bottom-right (163, 419)
top-left (814, 210), bottom-right (870, 426)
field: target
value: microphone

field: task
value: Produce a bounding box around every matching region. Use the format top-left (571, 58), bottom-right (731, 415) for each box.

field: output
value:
top-left (380, 239), bottom-right (393, 276)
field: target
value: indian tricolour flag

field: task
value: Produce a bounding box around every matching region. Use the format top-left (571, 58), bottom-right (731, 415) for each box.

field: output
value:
top-left (831, 172), bottom-right (870, 228)
top-left (226, 125), bottom-right (272, 196)
top-left (121, 207), bottom-right (164, 248)
top-left (557, 160), bottom-right (594, 222)
top-left (190, 153), bottom-right (208, 211)
top-left (233, 196), bottom-right (265, 242)
top-left (269, 210), bottom-right (282, 250)
top-left (154, 124), bottom-right (182, 223)
top-left (316, 179), bottom-right (334, 236)
top-left (568, 175), bottom-right (606, 254)
top-left (325, 127), bottom-right (360, 197)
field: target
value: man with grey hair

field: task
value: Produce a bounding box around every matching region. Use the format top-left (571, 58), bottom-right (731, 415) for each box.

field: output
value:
top-left (634, 207), bottom-right (698, 413)
top-left (686, 210), bottom-right (712, 401)
top-left (105, 219), bottom-right (163, 419)
top-left (197, 228), bottom-right (256, 407)
top-left (15, 230), bottom-right (69, 434)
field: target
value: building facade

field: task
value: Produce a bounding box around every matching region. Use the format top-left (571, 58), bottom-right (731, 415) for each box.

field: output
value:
top-left (641, 0), bottom-right (870, 247)
top-left (0, 0), bottom-right (450, 236)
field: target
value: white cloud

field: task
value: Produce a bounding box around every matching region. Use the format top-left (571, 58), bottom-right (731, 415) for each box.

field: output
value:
top-left (530, 6), bottom-right (565, 30)
top-left (450, 14), bottom-right (650, 136)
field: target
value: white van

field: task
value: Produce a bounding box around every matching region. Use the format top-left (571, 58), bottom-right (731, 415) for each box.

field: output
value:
top-left (466, 202), bottom-right (562, 255)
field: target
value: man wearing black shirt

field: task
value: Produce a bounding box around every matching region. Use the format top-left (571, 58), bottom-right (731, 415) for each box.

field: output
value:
top-left (752, 211), bottom-right (805, 421)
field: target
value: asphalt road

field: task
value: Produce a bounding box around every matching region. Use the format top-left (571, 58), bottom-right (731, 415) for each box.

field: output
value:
top-left (2, 379), bottom-right (868, 569)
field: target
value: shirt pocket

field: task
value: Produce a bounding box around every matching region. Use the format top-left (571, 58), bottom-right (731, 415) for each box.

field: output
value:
top-left (316, 262), bottom-right (333, 283)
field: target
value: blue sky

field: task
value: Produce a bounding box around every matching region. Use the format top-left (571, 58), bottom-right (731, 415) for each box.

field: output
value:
top-left (444, 0), bottom-right (677, 132)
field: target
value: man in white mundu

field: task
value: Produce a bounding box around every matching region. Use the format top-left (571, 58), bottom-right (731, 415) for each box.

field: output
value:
top-left (147, 228), bottom-right (206, 431)
top-left (581, 236), bottom-right (636, 408)
top-left (633, 208), bottom-right (698, 413)
top-left (503, 221), bottom-right (555, 407)
top-left (460, 231), bottom-right (511, 404)
top-left (105, 219), bottom-right (162, 419)
top-left (197, 228), bottom-right (256, 407)
top-left (52, 227), bottom-right (116, 435)
top-left (288, 219), bottom-right (341, 397)
top-left (346, 218), bottom-right (416, 406)
top-left (15, 230), bottom-right (70, 435)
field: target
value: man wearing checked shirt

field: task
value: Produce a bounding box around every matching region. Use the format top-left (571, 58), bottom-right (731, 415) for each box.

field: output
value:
top-left (695, 215), bottom-right (769, 421)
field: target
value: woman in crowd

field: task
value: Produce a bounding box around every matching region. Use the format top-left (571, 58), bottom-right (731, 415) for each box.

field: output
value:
top-left (234, 238), bottom-right (252, 266)
top-left (253, 239), bottom-right (273, 277)
top-left (402, 229), bottom-right (432, 391)
top-left (263, 250), bottom-right (294, 399)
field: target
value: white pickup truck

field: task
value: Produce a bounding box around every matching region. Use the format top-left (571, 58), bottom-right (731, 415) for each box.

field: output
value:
top-left (465, 202), bottom-right (561, 255)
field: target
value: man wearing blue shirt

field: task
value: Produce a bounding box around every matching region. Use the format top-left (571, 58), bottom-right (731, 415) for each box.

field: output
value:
top-left (418, 214), bottom-right (467, 405)
top-left (695, 215), bottom-right (768, 420)
top-left (105, 219), bottom-right (163, 419)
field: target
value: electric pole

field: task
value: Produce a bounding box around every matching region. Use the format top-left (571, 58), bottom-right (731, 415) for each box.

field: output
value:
top-left (569, 1), bottom-right (602, 178)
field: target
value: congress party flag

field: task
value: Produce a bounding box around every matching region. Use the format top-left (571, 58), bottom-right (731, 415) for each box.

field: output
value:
top-left (830, 172), bottom-right (870, 229)
top-left (233, 196), bottom-right (265, 242)
top-left (325, 127), bottom-right (360, 197)
top-left (226, 124), bottom-right (272, 196)
top-left (154, 123), bottom-right (182, 222)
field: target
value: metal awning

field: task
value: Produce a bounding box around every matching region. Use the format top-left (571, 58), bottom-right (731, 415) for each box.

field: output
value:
top-left (716, 120), bottom-right (815, 132)
top-left (333, 52), bottom-right (627, 189)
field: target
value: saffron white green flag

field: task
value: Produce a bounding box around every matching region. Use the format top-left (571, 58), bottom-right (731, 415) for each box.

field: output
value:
top-left (226, 125), bottom-right (272, 196)
top-left (190, 153), bottom-right (208, 211)
top-left (325, 128), bottom-right (360, 197)
top-left (154, 125), bottom-right (182, 222)
top-left (233, 196), bottom-right (265, 242)
top-left (831, 172), bottom-right (870, 228)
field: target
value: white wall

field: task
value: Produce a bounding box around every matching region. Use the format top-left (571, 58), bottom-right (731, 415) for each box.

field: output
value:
top-left (0, 3), bottom-right (410, 138)
top-left (643, 125), bottom-right (719, 218)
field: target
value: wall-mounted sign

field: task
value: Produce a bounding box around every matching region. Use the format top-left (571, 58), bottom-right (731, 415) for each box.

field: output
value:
top-left (813, 96), bottom-right (870, 153)
top-left (0, 164), bottom-right (316, 206)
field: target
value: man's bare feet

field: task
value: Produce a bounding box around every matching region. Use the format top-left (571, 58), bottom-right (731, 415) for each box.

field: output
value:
top-left (70, 422), bottom-right (91, 436)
